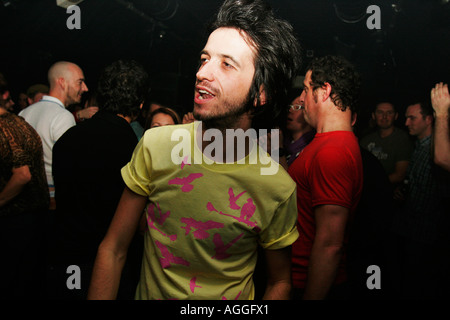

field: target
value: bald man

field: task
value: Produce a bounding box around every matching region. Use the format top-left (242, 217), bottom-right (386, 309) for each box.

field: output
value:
top-left (19, 61), bottom-right (88, 210)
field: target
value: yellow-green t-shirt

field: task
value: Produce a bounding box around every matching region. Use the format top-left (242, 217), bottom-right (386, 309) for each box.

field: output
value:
top-left (121, 122), bottom-right (299, 300)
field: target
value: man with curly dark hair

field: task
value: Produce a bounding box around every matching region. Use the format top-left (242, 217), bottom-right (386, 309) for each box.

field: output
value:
top-left (88, 0), bottom-right (301, 300)
top-left (47, 60), bottom-right (149, 300)
top-left (288, 55), bottom-right (363, 299)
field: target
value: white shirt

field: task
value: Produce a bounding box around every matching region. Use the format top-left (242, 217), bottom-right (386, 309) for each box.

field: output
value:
top-left (19, 95), bottom-right (76, 190)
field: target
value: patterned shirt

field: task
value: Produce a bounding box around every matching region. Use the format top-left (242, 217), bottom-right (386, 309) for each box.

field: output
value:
top-left (394, 135), bottom-right (450, 243)
top-left (0, 112), bottom-right (49, 217)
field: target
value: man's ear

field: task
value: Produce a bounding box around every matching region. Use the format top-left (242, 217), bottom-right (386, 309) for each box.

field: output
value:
top-left (253, 85), bottom-right (267, 107)
top-left (351, 112), bottom-right (358, 127)
top-left (58, 77), bottom-right (66, 91)
top-left (322, 82), bottom-right (332, 102)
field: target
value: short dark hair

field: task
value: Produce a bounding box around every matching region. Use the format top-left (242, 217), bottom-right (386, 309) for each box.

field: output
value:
top-left (308, 55), bottom-right (361, 113)
top-left (97, 60), bottom-right (149, 118)
top-left (418, 100), bottom-right (434, 120)
top-left (374, 101), bottom-right (397, 113)
top-left (209, 0), bottom-right (302, 130)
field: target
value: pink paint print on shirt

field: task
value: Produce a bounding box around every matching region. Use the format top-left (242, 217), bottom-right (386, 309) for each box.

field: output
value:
top-left (190, 277), bottom-right (202, 293)
top-left (207, 199), bottom-right (261, 232)
top-left (168, 173), bottom-right (204, 192)
top-left (147, 203), bottom-right (177, 241)
top-left (155, 240), bottom-right (190, 269)
top-left (211, 233), bottom-right (244, 260)
top-left (228, 187), bottom-right (247, 210)
top-left (181, 155), bottom-right (191, 170)
top-left (180, 217), bottom-right (225, 240)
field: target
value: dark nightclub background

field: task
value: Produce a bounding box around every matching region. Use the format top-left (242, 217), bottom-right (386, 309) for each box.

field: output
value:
top-left (1, 0), bottom-right (449, 133)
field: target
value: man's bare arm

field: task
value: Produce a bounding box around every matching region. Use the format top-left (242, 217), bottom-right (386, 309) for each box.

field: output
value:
top-left (87, 186), bottom-right (147, 300)
top-left (303, 204), bottom-right (348, 300)
top-left (262, 246), bottom-right (293, 300)
top-left (431, 82), bottom-right (450, 172)
top-left (0, 166), bottom-right (31, 207)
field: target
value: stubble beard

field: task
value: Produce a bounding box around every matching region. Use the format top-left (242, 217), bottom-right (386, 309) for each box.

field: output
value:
top-left (193, 92), bottom-right (253, 132)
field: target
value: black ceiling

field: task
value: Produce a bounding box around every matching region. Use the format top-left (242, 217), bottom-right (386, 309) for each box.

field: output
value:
top-left (1, 0), bottom-right (450, 122)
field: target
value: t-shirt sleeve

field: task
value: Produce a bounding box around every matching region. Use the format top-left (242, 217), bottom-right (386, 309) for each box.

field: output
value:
top-left (258, 189), bottom-right (299, 250)
top-left (309, 146), bottom-right (357, 209)
top-left (121, 134), bottom-right (152, 197)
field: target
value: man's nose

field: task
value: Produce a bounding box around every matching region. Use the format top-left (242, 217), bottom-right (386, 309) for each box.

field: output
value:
top-left (196, 61), bottom-right (215, 82)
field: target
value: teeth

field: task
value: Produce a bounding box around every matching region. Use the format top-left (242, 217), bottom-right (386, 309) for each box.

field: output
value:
top-left (199, 89), bottom-right (213, 96)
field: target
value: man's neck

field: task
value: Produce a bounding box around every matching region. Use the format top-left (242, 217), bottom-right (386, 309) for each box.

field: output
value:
top-left (48, 90), bottom-right (67, 107)
top-left (418, 128), bottom-right (432, 141)
top-left (378, 126), bottom-right (394, 138)
top-left (0, 107), bottom-right (7, 116)
top-left (199, 113), bottom-right (253, 163)
top-left (314, 102), bottom-right (353, 133)
top-left (117, 114), bottom-right (132, 124)
top-left (316, 112), bottom-right (353, 133)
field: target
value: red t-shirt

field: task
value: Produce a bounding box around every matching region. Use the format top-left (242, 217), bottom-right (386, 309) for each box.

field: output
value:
top-left (288, 131), bottom-right (363, 289)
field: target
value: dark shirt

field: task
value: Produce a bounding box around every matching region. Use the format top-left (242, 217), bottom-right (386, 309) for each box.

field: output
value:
top-left (284, 129), bottom-right (316, 167)
top-left (0, 112), bottom-right (49, 217)
top-left (51, 111), bottom-right (138, 262)
top-left (394, 135), bottom-right (450, 243)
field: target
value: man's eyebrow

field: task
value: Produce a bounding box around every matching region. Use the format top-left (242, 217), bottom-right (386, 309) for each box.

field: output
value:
top-left (199, 50), bottom-right (241, 68)
top-left (220, 54), bottom-right (241, 68)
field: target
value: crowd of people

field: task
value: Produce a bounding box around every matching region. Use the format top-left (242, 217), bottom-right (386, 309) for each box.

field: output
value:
top-left (1, 0), bottom-right (450, 300)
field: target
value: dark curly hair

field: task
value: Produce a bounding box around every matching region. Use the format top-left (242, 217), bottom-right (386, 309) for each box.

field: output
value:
top-left (97, 60), bottom-right (149, 119)
top-left (308, 55), bottom-right (361, 113)
top-left (208, 0), bottom-right (302, 130)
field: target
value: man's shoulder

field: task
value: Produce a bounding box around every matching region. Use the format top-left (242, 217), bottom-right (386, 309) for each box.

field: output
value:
top-left (20, 99), bottom-right (69, 117)
top-left (360, 130), bottom-right (379, 145)
top-left (142, 122), bottom-right (193, 146)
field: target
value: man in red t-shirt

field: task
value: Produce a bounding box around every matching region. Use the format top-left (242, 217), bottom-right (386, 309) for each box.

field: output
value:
top-left (288, 56), bottom-right (363, 300)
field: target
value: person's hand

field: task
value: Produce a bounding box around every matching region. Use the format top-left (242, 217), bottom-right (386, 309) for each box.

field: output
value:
top-left (431, 82), bottom-right (450, 117)
top-left (79, 106), bottom-right (99, 120)
top-left (182, 112), bottom-right (195, 124)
